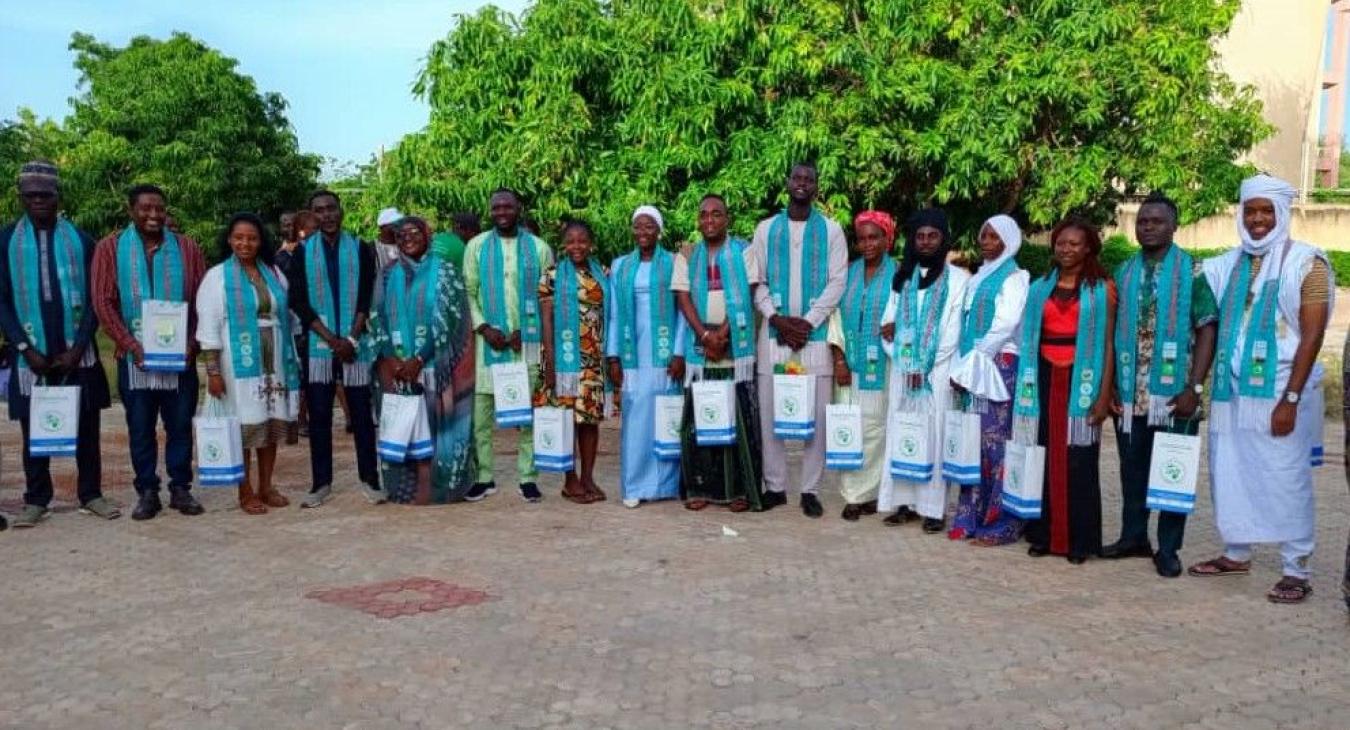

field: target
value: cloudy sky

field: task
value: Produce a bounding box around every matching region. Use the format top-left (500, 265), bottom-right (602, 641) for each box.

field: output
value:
top-left (0, 0), bottom-right (526, 170)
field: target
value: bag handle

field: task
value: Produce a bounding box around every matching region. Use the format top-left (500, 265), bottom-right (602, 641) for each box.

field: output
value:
top-left (834, 385), bottom-right (855, 406)
top-left (202, 394), bottom-right (228, 418)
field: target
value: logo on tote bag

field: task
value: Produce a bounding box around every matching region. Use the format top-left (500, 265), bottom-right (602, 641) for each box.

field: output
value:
top-left (834, 426), bottom-right (853, 446)
top-left (41, 410), bottom-right (63, 432)
top-left (899, 436), bottom-right (919, 459)
top-left (1161, 460), bottom-right (1185, 486)
top-left (782, 396), bottom-right (799, 416)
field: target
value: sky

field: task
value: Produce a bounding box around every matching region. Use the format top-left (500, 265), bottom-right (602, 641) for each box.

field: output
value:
top-left (0, 0), bottom-right (525, 175)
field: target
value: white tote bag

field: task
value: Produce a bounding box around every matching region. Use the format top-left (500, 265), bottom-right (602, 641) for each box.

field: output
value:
top-left (140, 299), bottom-right (189, 372)
top-left (28, 385), bottom-right (81, 458)
top-left (939, 410), bottom-right (982, 485)
top-left (652, 393), bottom-right (685, 461)
top-left (824, 402), bottom-right (864, 470)
top-left (1001, 440), bottom-right (1045, 519)
top-left (772, 373), bottom-right (816, 440)
top-left (490, 361), bottom-right (533, 428)
top-left (691, 379), bottom-right (736, 446)
top-left (377, 393), bottom-right (424, 463)
top-left (889, 409), bottom-right (933, 482)
top-left (195, 399), bottom-right (245, 486)
top-left (1145, 431), bottom-right (1202, 514)
top-left (533, 406), bottom-right (575, 472)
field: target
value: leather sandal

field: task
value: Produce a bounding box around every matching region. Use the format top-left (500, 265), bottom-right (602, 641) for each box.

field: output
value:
top-left (1187, 556), bottom-right (1251, 577)
top-left (1266, 577), bottom-right (1313, 604)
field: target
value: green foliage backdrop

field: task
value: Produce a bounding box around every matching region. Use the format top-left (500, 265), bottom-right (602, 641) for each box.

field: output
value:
top-left (0, 33), bottom-right (319, 258)
top-left (355, 0), bottom-right (1268, 258)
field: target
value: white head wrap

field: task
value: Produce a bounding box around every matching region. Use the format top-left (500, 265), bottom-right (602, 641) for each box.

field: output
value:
top-left (377, 207), bottom-right (404, 227)
top-left (1237, 174), bottom-right (1296, 256)
top-left (631, 204), bottom-right (664, 235)
top-left (963, 214), bottom-right (1023, 309)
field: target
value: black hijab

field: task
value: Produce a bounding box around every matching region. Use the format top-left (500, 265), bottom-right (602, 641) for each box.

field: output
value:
top-left (892, 207), bottom-right (951, 293)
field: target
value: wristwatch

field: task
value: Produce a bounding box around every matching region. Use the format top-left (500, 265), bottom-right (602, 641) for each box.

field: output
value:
top-left (15, 341), bottom-right (29, 352)
top-left (1283, 391), bottom-right (1300, 404)
top-left (1190, 382), bottom-right (1204, 395)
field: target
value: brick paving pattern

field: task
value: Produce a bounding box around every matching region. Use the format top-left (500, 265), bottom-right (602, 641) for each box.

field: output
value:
top-left (0, 408), bottom-right (1347, 729)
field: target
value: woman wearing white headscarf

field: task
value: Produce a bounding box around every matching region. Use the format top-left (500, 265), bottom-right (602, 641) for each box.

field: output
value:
top-left (947, 214), bottom-right (1030, 545)
top-left (1188, 174), bottom-right (1333, 604)
top-left (606, 205), bottom-right (687, 508)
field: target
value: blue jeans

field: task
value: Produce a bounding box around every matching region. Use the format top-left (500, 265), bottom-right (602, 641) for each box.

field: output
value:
top-left (119, 362), bottom-right (199, 495)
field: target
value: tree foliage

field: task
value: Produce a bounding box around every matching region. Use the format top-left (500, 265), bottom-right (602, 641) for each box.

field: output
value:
top-left (1, 33), bottom-right (319, 258)
top-left (368, 0), bottom-right (1268, 258)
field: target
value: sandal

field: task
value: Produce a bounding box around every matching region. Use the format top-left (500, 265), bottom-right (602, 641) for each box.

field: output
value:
top-left (582, 477), bottom-right (607, 503)
top-left (684, 499), bottom-right (710, 511)
top-left (727, 499), bottom-right (749, 513)
top-left (1187, 556), bottom-right (1251, 577)
top-left (1266, 577), bottom-right (1313, 604)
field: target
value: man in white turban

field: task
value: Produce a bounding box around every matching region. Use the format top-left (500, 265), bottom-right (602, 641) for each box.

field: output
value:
top-left (1188, 174), bottom-right (1333, 604)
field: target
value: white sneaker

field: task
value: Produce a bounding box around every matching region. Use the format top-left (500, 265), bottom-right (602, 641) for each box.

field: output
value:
top-left (360, 483), bottom-right (388, 505)
top-left (623, 498), bottom-right (640, 509)
top-left (300, 485), bottom-right (332, 509)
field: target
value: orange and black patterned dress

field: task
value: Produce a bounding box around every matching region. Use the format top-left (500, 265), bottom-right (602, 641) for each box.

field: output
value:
top-left (533, 263), bottom-right (609, 424)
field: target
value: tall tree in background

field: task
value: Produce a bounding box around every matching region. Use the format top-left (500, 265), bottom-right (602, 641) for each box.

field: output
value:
top-left (1, 32), bottom-right (319, 258)
top-left (372, 0), bottom-right (1268, 256)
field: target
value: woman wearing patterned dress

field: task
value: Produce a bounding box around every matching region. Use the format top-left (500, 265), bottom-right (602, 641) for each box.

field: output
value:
top-left (537, 220), bottom-right (611, 504)
top-left (369, 216), bottom-right (477, 504)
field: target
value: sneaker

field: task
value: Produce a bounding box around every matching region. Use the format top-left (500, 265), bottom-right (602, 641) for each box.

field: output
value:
top-left (622, 498), bottom-right (640, 509)
top-left (168, 490), bottom-right (204, 516)
top-left (464, 482), bottom-right (496, 502)
top-left (11, 504), bottom-right (48, 529)
top-left (519, 482), bottom-right (543, 503)
top-left (79, 497), bottom-right (123, 520)
top-left (360, 483), bottom-right (388, 505)
top-left (300, 485), bottom-right (332, 509)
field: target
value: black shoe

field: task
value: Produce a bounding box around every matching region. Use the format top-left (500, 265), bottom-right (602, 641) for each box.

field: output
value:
top-left (921, 517), bottom-right (945, 533)
top-left (131, 493), bottom-right (163, 521)
top-left (0, 513), bottom-right (7, 531)
top-left (1067, 554), bottom-right (1088, 565)
top-left (841, 504), bottom-right (864, 521)
top-left (1027, 544), bottom-right (1050, 557)
top-left (168, 489), bottom-right (204, 516)
top-left (1153, 551), bottom-right (1183, 578)
top-left (800, 493), bottom-right (823, 518)
top-left (464, 482), bottom-right (497, 502)
top-left (883, 505), bottom-right (918, 526)
top-left (519, 482), bottom-right (543, 503)
top-left (761, 490), bottom-right (787, 510)
top-left (1101, 539), bottom-right (1154, 559)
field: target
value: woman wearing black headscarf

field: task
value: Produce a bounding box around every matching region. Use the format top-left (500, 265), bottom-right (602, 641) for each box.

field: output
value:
top-left (877, 209), bottom-right (972, 532)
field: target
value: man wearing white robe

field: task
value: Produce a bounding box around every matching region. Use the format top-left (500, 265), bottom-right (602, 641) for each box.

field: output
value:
top-left (1188, 174), bottom-right (1333, 604)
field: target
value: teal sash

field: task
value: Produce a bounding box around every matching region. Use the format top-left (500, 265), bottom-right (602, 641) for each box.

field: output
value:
top-left (7, 216), bottom-right (85, 372)
top-left (116, 227), bottom-right (185, 383)
top-left (304, 231), bottom-right (371, 384)
top-left (223, 258), bottom-right (300, 389)
top-left (552, 257), bottom-right (609, 397)
top-left (613, 247), bottom-right (675, 371)
top-left (842, 257), bottom-right (896, 391)
top-left (959, 258), bottom-right (1016, 356)
top-left (386, 254), bottom-right (441, 363)
top-left (1213, 253), bottom-right (1279, 403)
top-left (766, 210), bottom-right (829, 342)
top-left (686, 238), bottom-right (755, 382)
top-left (478, 229), bottom-right (542, 365)
top-left (1013, 272), bottom-right (1108, 445)
top-left (1115, 246), bottom-right (1193, 423)
top-left (893, 266), bottom-right (949, 399)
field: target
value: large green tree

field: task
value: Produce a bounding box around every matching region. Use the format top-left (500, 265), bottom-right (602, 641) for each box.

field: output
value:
top-left (2, 32), bottom-right (319, 257)
top-left (372, 0), bottom-right (1268, 257)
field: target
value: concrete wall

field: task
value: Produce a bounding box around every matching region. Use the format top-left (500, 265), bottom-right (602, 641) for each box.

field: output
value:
top-left (1215, 1), bottom-right (1330, 194)
top-left (1106, 202), bottom-right (1350, 251)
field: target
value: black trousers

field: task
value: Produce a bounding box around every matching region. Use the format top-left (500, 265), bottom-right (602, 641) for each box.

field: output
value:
top-left (304, 381), bottom-right (377, 491)
top-left (1113, 415), bottom-right (1196, 557)
top-left (20, 407), bottom-right (103, 507)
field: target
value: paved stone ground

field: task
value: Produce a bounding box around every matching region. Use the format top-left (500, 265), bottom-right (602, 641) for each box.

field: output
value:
top-left (0, 408), bottom-right (1347, 730)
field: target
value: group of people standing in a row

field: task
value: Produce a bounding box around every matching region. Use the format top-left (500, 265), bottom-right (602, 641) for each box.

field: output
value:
top-left (0, 159), bottom-right (1346, 607)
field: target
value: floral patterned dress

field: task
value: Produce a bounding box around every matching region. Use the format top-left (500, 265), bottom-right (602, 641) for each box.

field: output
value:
top-left (534, 263), bottom-right (609, 424)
